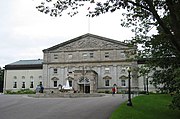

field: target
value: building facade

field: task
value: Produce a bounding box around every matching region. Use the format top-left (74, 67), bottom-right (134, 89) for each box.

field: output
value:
top-left (4, 59), bottom-right (43, 91)
top-left (4, 34), bottom-right (156, 93)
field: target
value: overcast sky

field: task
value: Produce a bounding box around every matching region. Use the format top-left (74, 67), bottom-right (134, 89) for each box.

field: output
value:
top-left (0, 0), bottom-right (156, 67)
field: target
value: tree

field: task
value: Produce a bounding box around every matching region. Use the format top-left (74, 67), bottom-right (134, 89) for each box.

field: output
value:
top-left (138, 17), bottom-right (180, 109)
top-left (0, 67), bottom-right (4, 93)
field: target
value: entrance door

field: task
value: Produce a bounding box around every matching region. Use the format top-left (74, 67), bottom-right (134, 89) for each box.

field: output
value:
top-left (85, 86), bottom-right (90, 93)
top-left (79, 85), bottom-right (90, 93)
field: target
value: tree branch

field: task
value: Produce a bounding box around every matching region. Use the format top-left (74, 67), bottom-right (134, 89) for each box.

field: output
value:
top-left (144, 0), bottom-right (180, 53)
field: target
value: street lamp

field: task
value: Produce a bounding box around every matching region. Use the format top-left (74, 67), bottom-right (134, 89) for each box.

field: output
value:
top-left (127, 67), bottom-right (133, 106)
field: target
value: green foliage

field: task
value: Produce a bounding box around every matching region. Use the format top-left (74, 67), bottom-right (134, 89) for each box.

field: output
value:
top-left (6, 89), bottom-right (36, 94)
top-left (110, 94), bottom-right (180, 119)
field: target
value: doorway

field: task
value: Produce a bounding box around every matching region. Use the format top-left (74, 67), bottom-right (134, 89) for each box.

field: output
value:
top-left (80, 84), bottom-right (90, 93)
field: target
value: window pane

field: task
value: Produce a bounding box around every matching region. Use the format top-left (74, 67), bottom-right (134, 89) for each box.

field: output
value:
top-left (105, 80), bottom-right (109, 86)
top-left (68, 54), bottom-right (72, 59)
top-left (105, 52), bottom-right (109, 58)
top-left (121, 80), bottom-right (126, 86)
top-left (54, 54), bottom-right (58, 59)
top-left (83, 53), bottom-right (88, 59)
top-left (54, 81), bottom-right (57, 87)
top-left (90, 53), bottom-right (94, 58)
top-left (69, 80), bottom-right (72, 87)
top-left (22, 82), bottom-right (25, 88)
top-left (30, 81), bottom-right (34, 88)
top-left (13, 82), bottom-right (17, 88)
top-left (54, 68), bottom-right (57, 74)
top-left (105, 67), bottom-right (110, 73)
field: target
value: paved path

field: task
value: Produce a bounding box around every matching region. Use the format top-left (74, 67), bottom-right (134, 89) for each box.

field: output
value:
top-left (0, 94), bottom-right (127, 119)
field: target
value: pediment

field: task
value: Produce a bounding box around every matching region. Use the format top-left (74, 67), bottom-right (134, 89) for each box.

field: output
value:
top-left (103, 76), bottom-right (112, 80)
top-left (43, 34), bottom-right (132, 52)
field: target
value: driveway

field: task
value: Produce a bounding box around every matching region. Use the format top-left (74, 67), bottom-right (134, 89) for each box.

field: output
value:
top-left (0, 94), bottom-right (127, 119)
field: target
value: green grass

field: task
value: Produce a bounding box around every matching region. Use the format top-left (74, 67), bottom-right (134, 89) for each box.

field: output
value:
top-left (110, 94), bottom-right (180, 119)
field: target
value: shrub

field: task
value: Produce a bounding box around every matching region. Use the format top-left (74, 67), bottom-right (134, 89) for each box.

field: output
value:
top-left (6, 89), bottom-right (35, 94)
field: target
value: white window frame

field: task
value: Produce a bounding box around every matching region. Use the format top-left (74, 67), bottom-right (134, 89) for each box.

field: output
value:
top-left (105, 67), bottom-right (110, 73)
top-left (53, 68), bottom-right (58, 74)
top-left (121, 80), bottom-right (126, 87)
top-left (54, 54), bottom-right (58, 59)
top-left (105, 80), bottom-right (110, 87)
top-left (83, 53), bottom-right (88, 59)
top-left (54, 80), bottom-right (57, 87)
top-left (90, 53), bottom-right (94, 58)
top-left (68, 54), bottom-right (73, 60)
top-left (105, 52), bottom-right (110, 58)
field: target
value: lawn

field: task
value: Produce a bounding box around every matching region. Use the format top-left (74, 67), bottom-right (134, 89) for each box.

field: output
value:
top-left (110, 94), bottom-right (180, 119)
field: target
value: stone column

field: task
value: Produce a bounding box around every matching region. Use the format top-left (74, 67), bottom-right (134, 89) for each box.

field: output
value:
top-left (90, 79), bottom-right (94, 93)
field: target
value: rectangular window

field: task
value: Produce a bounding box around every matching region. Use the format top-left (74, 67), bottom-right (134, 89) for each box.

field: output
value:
top-left (53, 68), bottom-right (58, 74)
top-left (121, 80), bottom-right (126, 87)
top-left (105, 52), bottom-right (109, 58)
top-left (54, 54), bottom-right (58, 59)
top-left (105, 80), bottom-right (110, 86)
top-left (13, 82), bottom-right (17, 88)
top-left (30, 81), bottom-right (34, 88)
top-left (69, 80), bottom-right (72, 87)
top-left (90, 53), bottom-right (94, 58)
top-left (105, 67), bottom-right (110, 73)
top-left (68, 54), bottom-right (73, 59)
top-left (54, 81), bottom-right (57, 87)
top-left (22, 82), bottom-right (25, 88)
top-left (83, 53), bottom-right (88, 59)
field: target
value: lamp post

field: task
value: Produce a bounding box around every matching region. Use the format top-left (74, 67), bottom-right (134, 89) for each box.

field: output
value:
top-left (127, 67), bottom-right (133, 106)
top-left (146, 74), bottom-right (149, 95)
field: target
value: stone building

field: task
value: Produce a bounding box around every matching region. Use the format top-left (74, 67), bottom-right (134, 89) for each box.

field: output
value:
top-left (4, 33), bottom-right (156, 93)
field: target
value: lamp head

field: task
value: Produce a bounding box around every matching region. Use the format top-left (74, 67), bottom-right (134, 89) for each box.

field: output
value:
top-left (127, 67), bottom-right (131, 72)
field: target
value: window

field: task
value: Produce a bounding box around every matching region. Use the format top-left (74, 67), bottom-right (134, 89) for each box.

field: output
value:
top-left (68, 54), bottom-right (73, 59)
top-left (53, 68), bottom-right (58, 74)
top-left (120, 51), bottom-right (125, 58)
top-left (90, 53), bottom-right (94, 58)
top-left (105, 67), bottom-right (110, 73)
top-left (83, 53), bottom-right (88, 59)
top-left (54, 81), bottom-right (57, 87)
top-left (22, 82), bottom-right (25, 88)
top-left (54, 54), bottom-right (58, 59)
top-left (14, 76), bottom-right (17, 79)
top-left (13, 82), bottom-right (17, 88)
top-left (105, 52), bottom-right (109, 58)
top-left (69, 80), bottom-right (72, 87)
top-left (30, 81), bottom-right (34, 88)
top-left (105, 80), bottom-right (110, 86)
top-left (121, 80), bottom-right (126, 87)
top-left (22, 76), bottom-right (25, 79)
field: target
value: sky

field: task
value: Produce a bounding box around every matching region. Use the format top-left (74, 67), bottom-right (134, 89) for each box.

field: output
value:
top-left (0, 0), bottom-right (155, 67)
